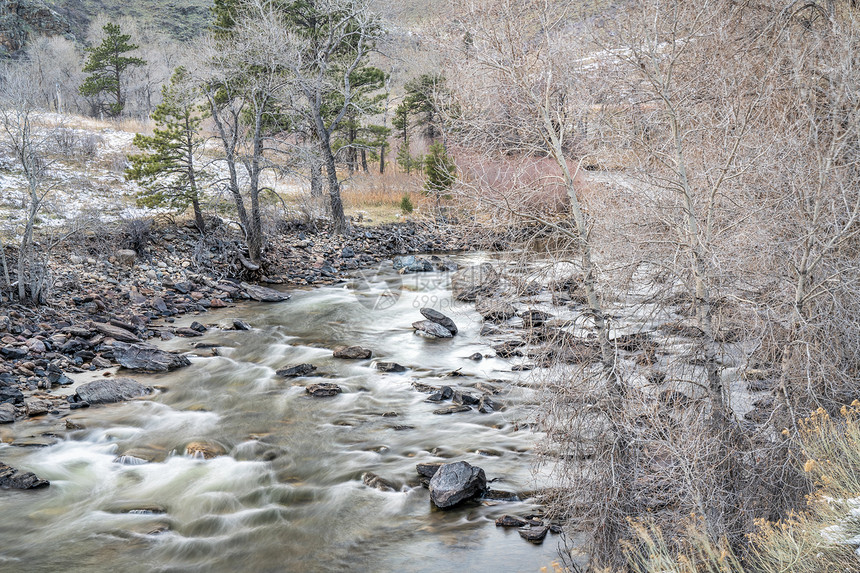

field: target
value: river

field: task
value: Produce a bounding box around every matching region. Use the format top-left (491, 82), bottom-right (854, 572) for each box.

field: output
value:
top-left (0, 255), bottom-right (573, 572)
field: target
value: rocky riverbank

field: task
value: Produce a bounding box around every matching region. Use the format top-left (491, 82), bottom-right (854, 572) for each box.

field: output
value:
top-left (0, 219), bottom-right (471, 428)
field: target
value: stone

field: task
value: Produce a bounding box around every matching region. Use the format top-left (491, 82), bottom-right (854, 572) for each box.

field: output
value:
top-left (0, 384), bottom-right (23, 405)
top-left (451, 263), bottom-right (499, 302)
top-left (25, 398), bottom-right (50, 417)
top-left (420, 308), bottom-right (458, 335)
top-left (416, 462), bottom-right (443, 480)
top-left (175, 327), bottom-right (202, 337)
top-left (116, 249), bottom-right (137, 266)
top-left (519, 310), bottom-right (553, 328)
top-left (392, 255), bottom-right (433, 273)
top-left (276, 364), bottom-right (317, 377)
top-left (0, 403), bottom-right (15, 423)
top-left (375, 362), bottom-right (407, 373)
top-left (467, 352), bottom-right (483, 361)
top-left (412, 320), bottom-right (453, 339)
top-left (453, 391), bottom-right (479, 405)
top-left (241, 282), bottom-right (291, 302)
top-left (341, 247), bottom-right (355, 258)
top-left (333, 346), bottom-right (372, 359)
top-left (306, 382), bottom-right (342, 397)
top-left (73, 378), bottom-right (152, 404)
top-left (111, 342), bottom-right (191, 372)
top-left (433, 404), bottom-right (471, 415)
top-left (495, 515), bottom-right (528, 527)
top-left (25, 338), bottom-right (46, 353)
top-left (518, 526), bottom-right (548, 543)
top-left (93, 322), bottom-right (140, 343)
top-left (476, 298), bottom-right (517, 322)
top-left (478, 396), bottom-right (498, 413)
top-left (185, 441), bottom-right (226, 459)
top-left (428, 461), bottom-right (487, 508)
top-left (362, 472), bottom-right (396, 492)
top-left (233, 319), bottom-right (252, 331)
top-left (493, 340), bottom-right (525, 358)
top-left (0, 462), bottom-right (49, 489)
top-left (189, 321), bottom-right (207, 332)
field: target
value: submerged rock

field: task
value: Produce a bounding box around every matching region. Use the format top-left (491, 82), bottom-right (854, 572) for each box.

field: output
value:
top-left (277, 364), bottom-right (317, 377)
top-left (428, 461), bottom-right (487, 508)
top-left (112, 342), bottom-right (191, 372)
top-left (420, 308), bottom-right (458, 335)
top-left (306, 382), bottom-right (342, 397)
top-left (375, 362), bottom-right (407, 373)
top-left (0, 461), bottom-right (49, 489)
top-left (412, 320), bottom-right (453, 339)
top-left (333, 346), bottom-right (372, 359)
top-left (73, 378), bottom-right (153, 404)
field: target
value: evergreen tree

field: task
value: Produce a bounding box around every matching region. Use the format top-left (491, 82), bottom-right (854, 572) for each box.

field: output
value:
top-left (79, 23), bottom-right (146, 117)
top-left (424, 142), bottom-right (455, 195)
top-left (126, 67), bottom-right (208, 232)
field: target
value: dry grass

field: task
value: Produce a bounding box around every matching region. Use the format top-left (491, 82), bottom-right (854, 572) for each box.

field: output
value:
top-left (341, 171), bottom-right (426, 224)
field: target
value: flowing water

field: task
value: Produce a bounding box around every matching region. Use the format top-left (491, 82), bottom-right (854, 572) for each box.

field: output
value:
top-left (0, 256), bottom-right (571, 572)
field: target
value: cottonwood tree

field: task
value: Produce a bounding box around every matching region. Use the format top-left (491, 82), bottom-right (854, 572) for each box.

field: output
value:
top-left (79, 22), bottom-right (146, 117)
top-left (126, 67), bottom-right (209, 233)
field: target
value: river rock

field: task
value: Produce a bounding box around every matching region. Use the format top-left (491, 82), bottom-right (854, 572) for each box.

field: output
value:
top-left (451, 263), bottom-right (499, 302)
top-left (0, 462), bottom-right (49, 489)
top-left (496, 515), bottom-right (528, 527)
top-left (375, 362), bottom-right (407, 373)
top-left (476, 298), bottom-right (517, 322)
top-left (0, 384), bottom-right (23, 405)
top-left (363, 472), bottom-right (397, 492)
top-left (428, 461), bottom-right (487, 508)
top-left (74, 378), bottom-right (153, 404)
top-left (518, 525), bottom-right (548, 543)
top-left (111, 342), bottom-right (191, 372)
top-left (232, 319), bottom-right (252, 331)
top-left (453, 391), bottom-right (479, 405)
top-left (277, 364), bottom-right (317, 377)
top-left (116, 249), bottom-right (137, 266)
top-left (24, 399), bottom-right (50, 417)
top-left (0, 403), bottom-right (15, 423)
top-left (416, 462), bottom-right (444, 480)
top-left (306, 382), bottom-right (342, 397)
top-left (185, 441), bottom-right (226, 459)
top-left (493, 340), bottom-right (525, 358)
top-left (333, 346), bottom-right (372, 359)
top-left (433, 404), bottom-right (471, 415)
top-left (519, 310), bottom-right (553, 328)
top-left (412, 320), bottom-right (453, 339)
top-left (478, 395), bottom-right (498, 413)
top-left (93, 322), bottom-right (140, 342)
top-left (393, 255), bottom-right (433, 273)
top-left (241, 282), bottom-right (291, 302)
top-left (420, 308), bottom-right (458, 335)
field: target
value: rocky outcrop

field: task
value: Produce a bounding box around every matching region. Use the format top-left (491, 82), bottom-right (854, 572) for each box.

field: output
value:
top-left (0, 0), bottom-right (70, 56)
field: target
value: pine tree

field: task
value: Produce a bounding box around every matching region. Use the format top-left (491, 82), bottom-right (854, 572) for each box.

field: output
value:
top-left (79, 23), bottom-right (146, 117)
top-left (126, 67), bottom-right (208, 232)
top-left (424, 142), bottom-right (455, 195)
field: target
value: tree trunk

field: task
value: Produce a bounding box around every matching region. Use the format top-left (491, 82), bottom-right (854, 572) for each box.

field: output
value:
top-left (361, 149), bottom-right (369, 173)
top-left (379, 142), bottom-right (385, 174)
top-left (310, 157), bottom-right (323, 198)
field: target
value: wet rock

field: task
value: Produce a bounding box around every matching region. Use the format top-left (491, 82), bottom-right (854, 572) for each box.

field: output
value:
top-left (495, 515), bottom-right (528, 527)
top-left (73, 378), bottom-right (153, 404)
top-left (476, 298), bottom-right (517, 322)
top-left (451, 263), bottom-right (500, 302)
top-left (416, 462), bottom-right (444, 480)
top-left (0, 403), bottom-right (15, 423)
top-left (476, 381), bottom-right (501, 394)
top-left (393, 255), bottom-right (433, 273)
top-left (420, 308), bottom-right (458, 335)
top-left (93, 322), bottom-right (140, 343)
top-left (175, 327), bottom-right (202, 337)
top-left (493, 340), bottom-right (525, 358)
top-left (467, 352), bottom-right (483, 361)
top-left (25, 398), bottom-right (51, 417)
top-left (519, 310), bottom-right (552, 328)
top-left (0, 384), bottom-right (23, 405)
top-left (375, 362), bottom-right (407, 373)
top-left (277, 364), bottom-right (317, 377)
top-left (433, 404), bottom-right (472, 415)
top-left (412, 320), bottom-right (453, 339)
top-left (232, 319), bottom-right (252, 331)
top-left (111, 342), bottom-right (191, 372)
top-left (518, 525), bottom-right (548, 544)
top-left (189, 321), bottom-right (207, 333)
top-left (185, 441), bottom-right (226, 459)
top-left (306, 382), bottom-right (342, 397)
top-left (363, 472), bottom-right (397, 492)
top-left (0, 462), bottom-right (49, 489)
top-left (333, 346), bottom-right (372, 359)
top-left (241, 282), bottom-right (291, 302)
top-left (453, 391), bottom-right (479, 405)
top-left (478, 396), bottom-right (498, 413)
top-left (428, 461), bottom-right (487, 508)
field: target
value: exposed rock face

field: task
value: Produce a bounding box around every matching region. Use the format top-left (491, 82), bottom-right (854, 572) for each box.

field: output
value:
top-left (0, 461), bottom-right (49, 489)
top-left (428, 461), bottom-right (487, 508)
top-left (451, 263), bottom-right (499, 302)
top-left (412, 320), bottom-right (453, 339)
top-left (111, 342), bottom-right (191, 372)
top-left (0, 0), bottom-right (71, 57)
top-left (333, 346), bottom-right (372, 359)
top-left (419, 308), bottom-right (458, 335)
top-left (73, 378), bottom-right (152, 404)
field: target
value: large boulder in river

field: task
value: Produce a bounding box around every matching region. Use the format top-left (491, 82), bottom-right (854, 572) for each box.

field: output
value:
top-left (333, 346), bottom-right (372, 359)
top-left (74, 378), bottom-right (153, 404)
top-left (412, 320), bottom-right (453, 339)
top-left (393, 255), bottom-right (433, 273)
top-left (451, 263), bottom-right (500, 302)
top-left (112, 342), bottom-right (191, 372)
top-left (429, 461), bottom-right (487, 508)
top-left (420, 308), bottom-right (458, 335)
top-left (0, 461), bottom-right (49, 489)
